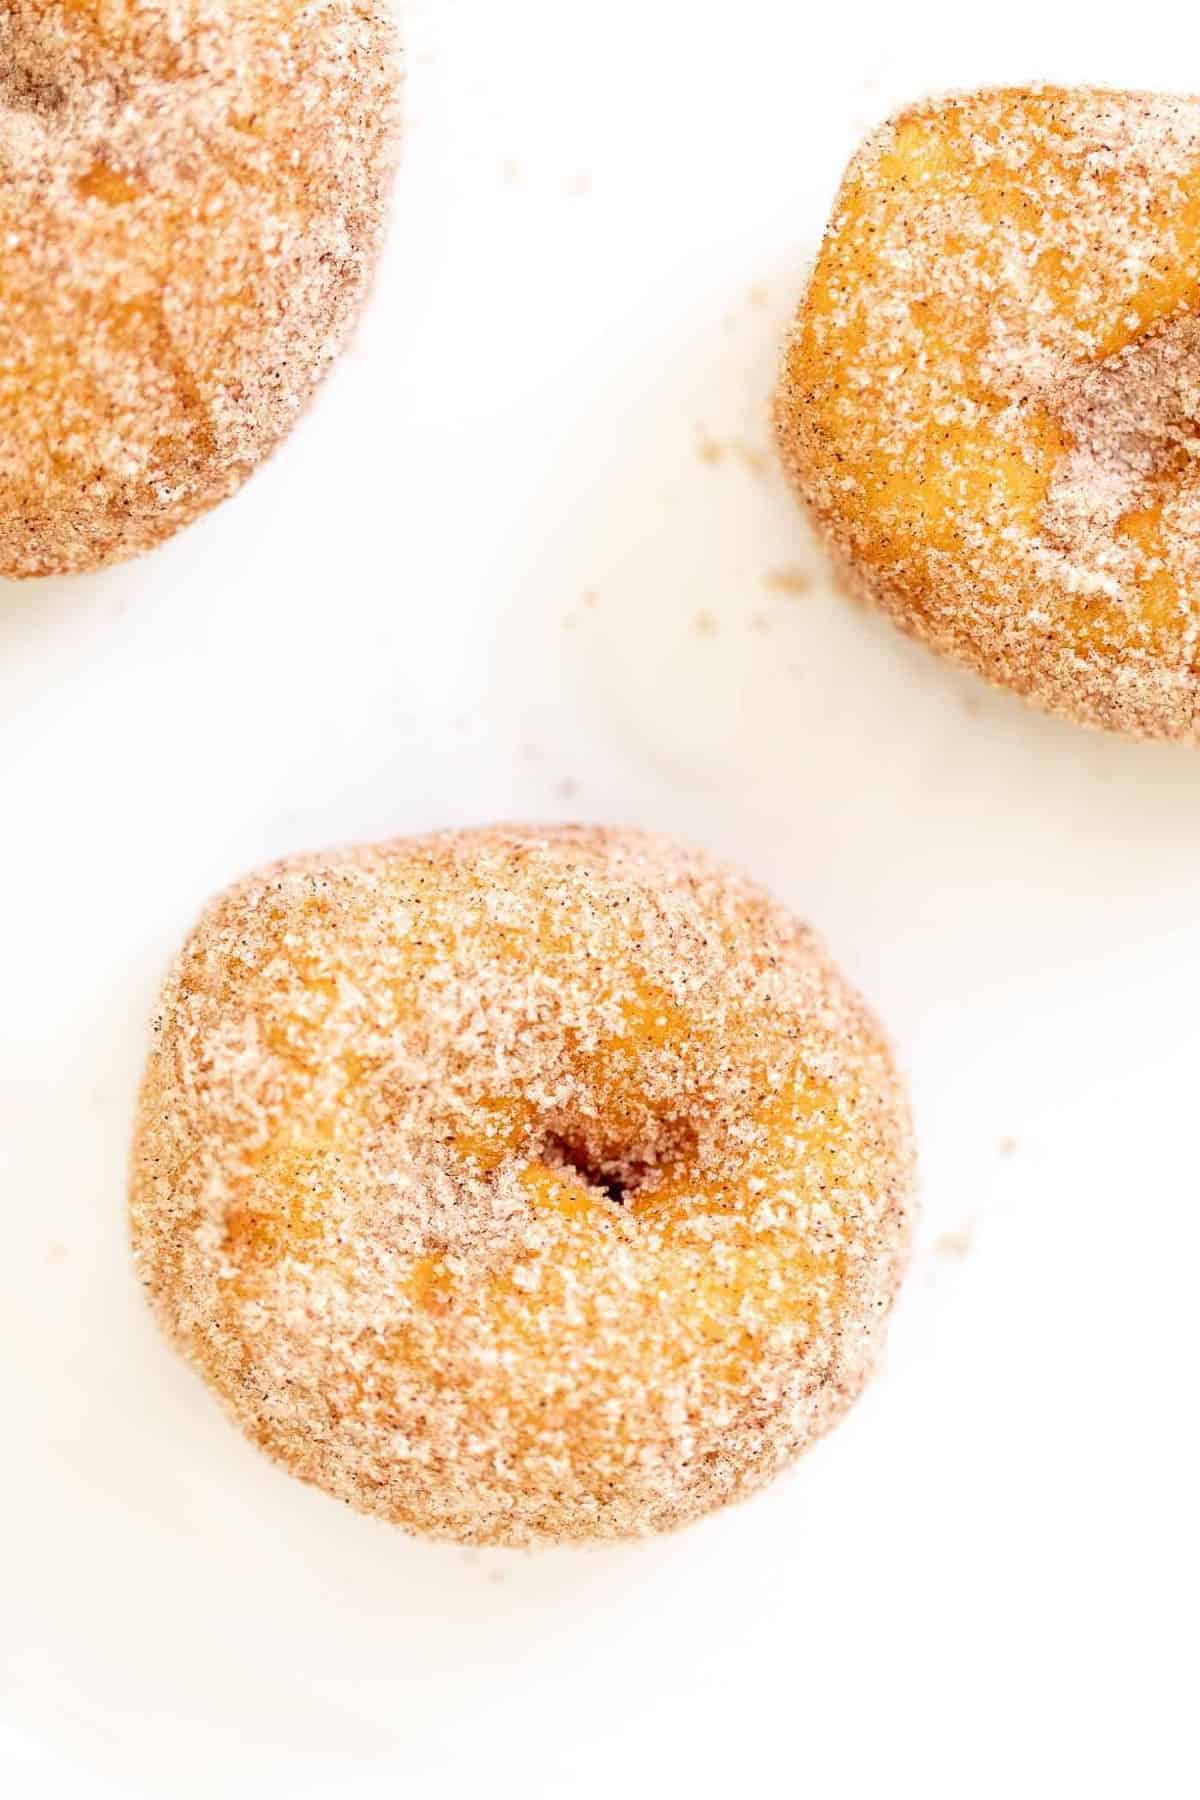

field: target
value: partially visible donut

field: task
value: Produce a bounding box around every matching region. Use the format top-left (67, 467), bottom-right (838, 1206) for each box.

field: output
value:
top-left (130, 826), bottom-right (915, 1546)
top-left (0, 1), bottom-right (397, 579)
top-left (775, 87), bottom-right (1200, 740)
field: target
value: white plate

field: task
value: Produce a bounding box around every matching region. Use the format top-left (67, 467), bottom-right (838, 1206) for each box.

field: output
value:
top-left (3, 1), bottom-right (1196, 1793)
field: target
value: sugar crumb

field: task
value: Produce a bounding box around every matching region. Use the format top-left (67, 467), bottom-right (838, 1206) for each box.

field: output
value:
top-left (763, 566), bottom-right (815, 597)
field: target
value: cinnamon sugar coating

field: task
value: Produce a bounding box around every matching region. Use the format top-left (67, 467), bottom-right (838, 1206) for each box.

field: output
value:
top-left (775, 87), bottom-right (1200, 740)
top-left (130, 827), bottom-right (915, 1546)
top-left (0, 1), bottom-right (397, 579)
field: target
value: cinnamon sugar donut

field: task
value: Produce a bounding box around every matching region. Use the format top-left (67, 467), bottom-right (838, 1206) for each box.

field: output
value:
top-left (775, 87), bottom-right (1200, 740)
top-left (0, 1), bottom-right (397, 579)
top-left (130, 827), bottom-right (915, 1546)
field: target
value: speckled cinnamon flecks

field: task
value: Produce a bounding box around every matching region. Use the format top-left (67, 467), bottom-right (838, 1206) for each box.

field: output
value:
top-left (130, 826), bottom-right (916, 1546)
top-left (0, 0), bottom-right (398, 579)
top-left (775, 87), bottom-right (1200, 741)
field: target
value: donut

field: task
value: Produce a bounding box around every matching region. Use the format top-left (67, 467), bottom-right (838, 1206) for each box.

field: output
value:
top-left (130, 826), bottom-right (915, 1546)
top-left (0, 1), bottom-right (397, 580)
top-left (775, 87), bottom-right (1200, 741)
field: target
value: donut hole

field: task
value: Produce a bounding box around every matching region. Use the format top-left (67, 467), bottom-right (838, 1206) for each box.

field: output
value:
top-left (1052, 312), bottom-right (1200, 493)
top-left (541, 1116), bottom-right (697, 1210)
top-left (542, 1135), bottom-right (644, 1207)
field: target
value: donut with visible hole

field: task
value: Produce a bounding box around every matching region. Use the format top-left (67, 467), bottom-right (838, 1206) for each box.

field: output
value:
top-left (0, 0), bottom-right (397, 578)
top-left (776, 87), bottom-right (1200, 740)
top-left (130, 826), bottom-right (916, 1545)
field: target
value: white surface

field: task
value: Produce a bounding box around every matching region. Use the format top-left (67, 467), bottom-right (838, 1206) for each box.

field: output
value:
top-left (3, 1), bottom-right (1198, 1794)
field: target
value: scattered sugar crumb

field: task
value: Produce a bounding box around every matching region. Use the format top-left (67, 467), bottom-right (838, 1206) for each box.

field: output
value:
top-left (998, 1136), bottom-right (1019, 1156)
top-left (693, 610), bottom-right (719, 636)
top-left (566, 172), bottom-right (592, 198)
top-left (696, 435), bottom-right (769, 475)
top-left (557, 778), bottom-right (579, 801)
top-left (763, 566), bottom-right (815, 597)
top-left (723, 439), bottom-right (769, 476)
top-left (935, 1230), bottom-right (973, 1259)
top-left (47, 1241), bottom-right (67, 1265)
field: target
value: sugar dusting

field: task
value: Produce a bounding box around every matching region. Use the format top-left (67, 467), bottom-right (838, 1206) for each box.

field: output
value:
top-left (776, 88), bottom-right (1200, 740)
top-left (0, 1), bottom-right (399, 579)
top-left (1034, 315), bottom-right (1200, 601)
top-left (130, 826), bottom-right (915, 1546)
